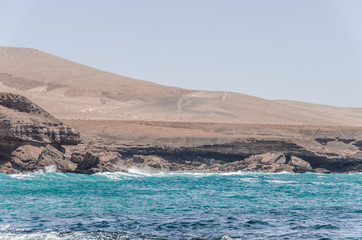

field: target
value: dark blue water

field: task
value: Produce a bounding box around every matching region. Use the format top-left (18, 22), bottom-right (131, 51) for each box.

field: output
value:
top-left (0, 169), bottom-right (361, 239)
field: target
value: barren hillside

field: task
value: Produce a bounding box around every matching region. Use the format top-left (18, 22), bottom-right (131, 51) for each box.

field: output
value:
top-left (1, 47), bottom-right (361, 126)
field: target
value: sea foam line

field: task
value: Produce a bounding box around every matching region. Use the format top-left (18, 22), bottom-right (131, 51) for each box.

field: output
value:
top-left (94, 167), bottom-right (296, 179)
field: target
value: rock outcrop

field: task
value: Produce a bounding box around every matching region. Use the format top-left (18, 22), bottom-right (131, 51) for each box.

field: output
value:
top-left (0, 93), bottom-right (80, 173)
top-left (65, 137), bottom-right (362, 174)
top-left (1, 93), bottom-right (362, 174)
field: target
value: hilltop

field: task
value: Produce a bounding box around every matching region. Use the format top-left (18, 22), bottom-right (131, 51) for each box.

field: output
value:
top-left (1, 47), bottom-right (362, 125)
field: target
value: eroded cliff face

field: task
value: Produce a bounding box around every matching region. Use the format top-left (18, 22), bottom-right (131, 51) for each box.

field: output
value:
top-left (67, 137), bottom-right (362, 174)
top-left (1, 93), bottom-right (362, 174)
top-left (0, 93), bottom-right (80, 173)
top-left (63, 120), bottom-right (362, 174)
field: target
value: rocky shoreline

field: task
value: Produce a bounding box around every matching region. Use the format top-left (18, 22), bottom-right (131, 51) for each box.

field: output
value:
top-left (1, 93), bottom-right (362, 174)
top-left (67, 139), bottom-right (361, 174)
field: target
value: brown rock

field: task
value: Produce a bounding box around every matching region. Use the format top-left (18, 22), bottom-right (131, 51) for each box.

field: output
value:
top-left (36, 145), bottom-right (75, 172)
top-left (133, 155), bottom-right (169, 169)
top-left (0, 93), bottom-right (82, 174)
top-left (276, 164), bottom-right (295, 172)
top-left (243, 163), bottom-right (259, 171)
top-left (76, 152), bottom-right (100, 172)
top-left (313, 168), bottom-right (331, 173)
top-left (289, 156), bottom-right (313, 172)
top-left (0, 93), bottom-right (81, 145)
top-left (196, 163), bottom-right (207, 170)
top-left (260, 152), bottom-right (286, 165)
top-left (10, 145), bottom-right (43, 169)
top-left (70, 152), bottom-right (84, 164)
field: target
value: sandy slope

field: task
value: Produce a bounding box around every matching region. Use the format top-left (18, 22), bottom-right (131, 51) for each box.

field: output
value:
top-left (1, 46), bottom-right (362, 126)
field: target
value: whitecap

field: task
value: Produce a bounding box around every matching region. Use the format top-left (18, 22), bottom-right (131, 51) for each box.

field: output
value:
top-left (44, 165), bottom-right (58, 173)
top-left (266, 180), bottom-right (297, 184)
top-left (9, 172), bottom-right (40, 179)
top-left (127, 166), bottom-right (156, 176)
top-left (0, 231), bottom-right (88, 240)
top-left (0, 224), bottom-right (10, 231)
top-left (220, 171), bottom-right (250, 176)
top-left (238, 177), bottom-right (258, 183)
top-left (95, 169), bottom-right (288, 179)
top-left (94, 171), bottom-right (136, 179)
top-left (221, 236), bottom-right (243, 240)
top-left (8, 165), bottom-right (61, 179)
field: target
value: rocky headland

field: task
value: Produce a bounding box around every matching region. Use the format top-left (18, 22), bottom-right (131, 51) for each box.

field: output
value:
top-left (0, 93), bottom-right (80, 173)
top-left (1, 92), bottom-right (361, 174)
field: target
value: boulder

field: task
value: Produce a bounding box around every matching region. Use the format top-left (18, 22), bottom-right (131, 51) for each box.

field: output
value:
top-left (289, 156), bottom-right (313, 172)
top-left (260, 152), bottom-right (286, 165)
top-left (10, 144), bottom-right (43, 170)
top-left (76, 152), bottom-right (100, 172)
top-left (75, 151), bottom-right (124, 173)
top-left (35, 145), bottom-right (75, 172)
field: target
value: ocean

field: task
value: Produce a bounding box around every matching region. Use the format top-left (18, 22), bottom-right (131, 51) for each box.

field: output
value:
top-left (0, 169), bottom-right (361, 240)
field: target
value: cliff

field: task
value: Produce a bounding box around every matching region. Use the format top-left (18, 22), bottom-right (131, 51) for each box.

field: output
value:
top-left (65, 120), bottom-right (362, 174)
top-left (0, 93), bottom-right (80, 173)
top-left (1, 93), bottom-right (361, 174)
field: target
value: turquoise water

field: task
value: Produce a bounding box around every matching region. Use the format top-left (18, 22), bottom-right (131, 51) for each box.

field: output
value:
top-left (0, 170), bottom-right (361, 239)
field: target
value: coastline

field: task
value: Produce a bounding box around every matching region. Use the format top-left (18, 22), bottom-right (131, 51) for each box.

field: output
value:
top-left (1, 93), bottom-right (362, 175)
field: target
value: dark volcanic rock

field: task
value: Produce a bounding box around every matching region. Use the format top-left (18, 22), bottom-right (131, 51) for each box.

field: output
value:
top-left (69, 135), bottom-right (362, 173)
top-left (73, 151), bottom-right (124, 174)
top-left (76, 152), bottom-right (100, 173)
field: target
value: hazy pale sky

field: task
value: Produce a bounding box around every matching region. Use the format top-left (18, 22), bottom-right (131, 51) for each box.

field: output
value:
top-left (1, 0), bottom-right (361, 107)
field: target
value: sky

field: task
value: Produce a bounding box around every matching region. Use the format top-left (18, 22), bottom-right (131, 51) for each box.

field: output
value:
top-left (0, 0), bottom-right (362, 107)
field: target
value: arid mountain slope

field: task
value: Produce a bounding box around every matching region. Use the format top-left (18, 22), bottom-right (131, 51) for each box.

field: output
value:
top-left (1, 47), bottom-right (362, 126)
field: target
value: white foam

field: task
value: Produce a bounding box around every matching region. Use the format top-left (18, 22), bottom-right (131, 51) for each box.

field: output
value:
top-left (221, 236), bottom-right (243, 240)
top-left (220, 171), bottom-right (253, 176)
top-left (0, 225), bottom-right (10, 231)
top-left (127, 166), bottom-right (155, 176)
top-left (9, 172), bottom-right (40, 179)
top-left (7, 165), bottom-right (62, 179)
top-left (266, 180), bottom-right (296, 184)
top-left (238, 177), bottom-right (258, 183)
top-left (95, 169), bottom-right (217, 179)
top-left (94, 171), bottom-right (136, 179)
top-left (95, 169), bottom-right (264, 180)
top-left (0, 231), bottom-right (90, 240)
top-left (0, 229), bottom-right (135, 240)
top-left (44, 165), bottom-right (58, 173)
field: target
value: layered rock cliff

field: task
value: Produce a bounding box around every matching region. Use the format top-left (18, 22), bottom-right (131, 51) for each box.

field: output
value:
top-left (0, 93), bottom-right (80, 173)
top-left (65, 120), bottom-right (362, 174)
top-left (67, 136), bottom-right (362, 174)
top-left (1, 93), bottom-right (362, 174)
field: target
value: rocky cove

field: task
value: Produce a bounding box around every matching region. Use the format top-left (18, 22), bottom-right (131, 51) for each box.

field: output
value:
top-left (1, 92), bottom-right (362, 174)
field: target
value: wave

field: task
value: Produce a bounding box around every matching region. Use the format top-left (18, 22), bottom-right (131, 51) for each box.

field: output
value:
top-left (0, 230), bottom-right (135, 240)
top-left (0, 224), bottom-right (243, 240)
top-left (0, 231), bottom-right (243, 240)
top-left (95, 168), bottom-right (264, 179)
top-left (2, 166), bottom-right (360, 181)
top-left (0, 225), bottom-right (245, 240)
top-left (266, 180), bottom-right (297, 184)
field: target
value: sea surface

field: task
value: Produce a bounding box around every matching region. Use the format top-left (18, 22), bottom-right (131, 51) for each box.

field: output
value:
top-left (0, 169), bottom-right (361, 240)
